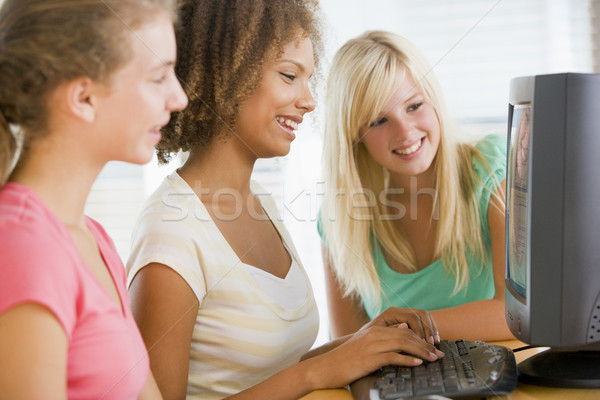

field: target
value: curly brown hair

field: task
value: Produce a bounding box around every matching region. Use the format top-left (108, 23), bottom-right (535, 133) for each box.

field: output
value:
top-left (156, 0), bottom-right (324, 163)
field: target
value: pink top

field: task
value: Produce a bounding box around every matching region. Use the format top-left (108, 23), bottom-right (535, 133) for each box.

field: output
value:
top-left (0, 183), bottom-right (149, 400)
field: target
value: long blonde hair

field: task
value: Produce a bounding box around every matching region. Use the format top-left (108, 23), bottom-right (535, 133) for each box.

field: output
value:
top-left (321, 31), bottom-right (500, 311)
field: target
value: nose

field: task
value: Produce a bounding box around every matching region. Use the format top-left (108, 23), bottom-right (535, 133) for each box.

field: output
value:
top-left (297, 81), bottom-right (316, 114)
top-left (168, 76), bottom-right (188, 112)
top-left (390, 109), bottom-right (412, 137)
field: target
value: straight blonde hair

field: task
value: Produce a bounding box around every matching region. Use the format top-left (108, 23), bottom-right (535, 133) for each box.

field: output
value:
top-left (321, 31), bottom-right (501, 312)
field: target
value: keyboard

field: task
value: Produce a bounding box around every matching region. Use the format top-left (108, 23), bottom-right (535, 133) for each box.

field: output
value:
top-left (349, 339), bottom-right (518, 399)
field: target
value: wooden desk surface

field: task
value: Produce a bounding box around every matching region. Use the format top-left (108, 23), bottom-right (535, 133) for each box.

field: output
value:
top-left (299, 340), bottom-right (600, 400)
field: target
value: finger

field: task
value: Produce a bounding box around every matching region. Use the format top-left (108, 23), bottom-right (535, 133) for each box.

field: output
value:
top-left (367, 308), bottom-right (399, 328)
top-left (373, 326), bottom-right (442, 362)
top-left (370, 308), bottom-right (437, 344)
top-left (424, 312), bottom-right (440, 345)
top-left (379, 307), bottom-right (426, 336)
top-left (403, 309), bottom-right (427, 341)
top-left (428, 314), bottom-right (441, 344)
top-left (385, 352), bottom-right (424, 367)
top-left (406, 309), bottom-right (439, 345)
top-left (390, 341), bottom-right (440, 363)
top-left (398, 330), bottom-right (444, 361)
top-left (384, 344), bottom-right (444, 367)
top-left (388, 322), bottom-right (409, 329)
top-left (420, 311), bottom-right (438, 345)
top-left (371, 307), bottom-right (412, 327)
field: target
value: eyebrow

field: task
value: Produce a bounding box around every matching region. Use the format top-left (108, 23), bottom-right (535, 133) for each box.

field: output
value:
top-left (402, 92), bottom-right (423, 104)
top-left (278, 59), bottom-right (312, 74)
top-left (379, 91), bottom-right (423, 115)
top-left (149, 60), bottom-right (176, 71)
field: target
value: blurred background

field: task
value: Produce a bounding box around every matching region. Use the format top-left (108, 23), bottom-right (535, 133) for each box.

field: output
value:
top-left (85, 0), bottom-right (599, 346)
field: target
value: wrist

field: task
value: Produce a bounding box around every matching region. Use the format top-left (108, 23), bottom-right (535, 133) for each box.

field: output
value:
top-left (298, 356), bottom-right (324, 392)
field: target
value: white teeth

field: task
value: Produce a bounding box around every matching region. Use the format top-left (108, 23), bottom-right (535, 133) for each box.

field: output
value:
top-left (276, 116), bottom-right (299, 131)
top-left (394, 140), bottom-right (422, 155)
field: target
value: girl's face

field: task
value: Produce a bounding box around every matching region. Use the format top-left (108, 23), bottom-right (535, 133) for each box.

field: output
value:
top-left (93, 13), bottom-right (188, 165)
top-left (359, 73), bottom-right (440, 183)
top-left (233, 34), bottom-right (316, 159)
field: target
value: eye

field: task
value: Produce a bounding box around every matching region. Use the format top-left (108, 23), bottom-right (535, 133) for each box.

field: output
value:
top-left (152, 66), bottom-right (176, 84)
top-left (152, 71), bottom-right (169, 84)
top-left (369, 117), bottom-right (387, 128)
top-left (280, 72), bottom-right (296, 82)
top-left (407, 102), bottom-right (423, 112)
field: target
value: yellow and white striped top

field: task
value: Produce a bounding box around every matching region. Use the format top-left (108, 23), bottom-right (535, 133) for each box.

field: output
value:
top-left (126, 172), bottom-right (319, 399)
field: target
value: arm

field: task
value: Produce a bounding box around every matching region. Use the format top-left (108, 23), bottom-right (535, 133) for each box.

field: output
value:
top-left (129, 263), bottom-right (199, 400)
top-left (225, 323), bottom-right (443, 400)
top-left (0, 303), bottom-right (68, 399)
top-left (130, 263), bottom-right (440, 400)
top-left (430, 180), bottom-right (514, 341)
top-left (322, 244), bottom-right (370, 338)
top-left (137, 371), bottom-right (163, 400)
top-left (302, 306), bottom-right (440, 362)
top-left (323, 245), bottom-right (440, 343)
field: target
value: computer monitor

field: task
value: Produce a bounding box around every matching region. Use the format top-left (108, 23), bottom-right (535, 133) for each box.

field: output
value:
top-left (505, 72), bottom-right (600, 388)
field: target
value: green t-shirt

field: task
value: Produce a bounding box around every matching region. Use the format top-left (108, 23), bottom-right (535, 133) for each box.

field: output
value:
top-left (319, 134), bottom-right (507, 318)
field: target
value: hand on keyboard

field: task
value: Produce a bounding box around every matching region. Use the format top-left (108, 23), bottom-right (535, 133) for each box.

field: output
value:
top-left (361, 307), bottom-right (441, 346)
top-left (349, 339), bottom-right (518, 400)
top-left (309, 325), bottom-right (443, 390)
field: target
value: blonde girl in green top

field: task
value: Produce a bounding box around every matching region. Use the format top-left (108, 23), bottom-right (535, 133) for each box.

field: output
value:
top-left (320, 30), bottom-right (514, 342)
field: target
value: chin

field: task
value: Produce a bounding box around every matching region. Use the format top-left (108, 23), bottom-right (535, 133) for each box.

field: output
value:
top-left (124, 150), bottom-right (155, 166)
top-left (266, 144), bottom-right (292, 158)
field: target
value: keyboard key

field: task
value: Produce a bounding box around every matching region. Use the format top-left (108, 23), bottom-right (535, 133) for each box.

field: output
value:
top-left (349, 340), bottom-right (518, 400)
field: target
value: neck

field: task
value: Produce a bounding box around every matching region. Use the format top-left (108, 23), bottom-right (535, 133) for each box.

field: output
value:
top-left (10, 138), bottom-right (104, 228)
top-left (389, 169), bottom-right (436, 193)
top-left (178, 137), bottom-right (257, 201)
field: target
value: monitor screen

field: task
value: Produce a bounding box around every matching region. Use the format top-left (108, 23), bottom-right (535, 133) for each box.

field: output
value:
top-left (506, 104), bottom-right (530, 301)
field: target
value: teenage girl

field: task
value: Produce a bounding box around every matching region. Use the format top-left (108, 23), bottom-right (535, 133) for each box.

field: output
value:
top-left (0, 0), bottom-right (187, 398)
top-left (320, 30), bottom-right (513, 342)
top-left (127, 2), bottom-right (442, 399)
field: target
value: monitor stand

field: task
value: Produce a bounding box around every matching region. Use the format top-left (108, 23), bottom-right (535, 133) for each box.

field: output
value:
top-left (518, 348), bottom-right (600, 388)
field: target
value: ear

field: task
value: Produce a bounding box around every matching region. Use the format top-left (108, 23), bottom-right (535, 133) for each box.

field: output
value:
top-left (64, 77), bottom-right (98, 123)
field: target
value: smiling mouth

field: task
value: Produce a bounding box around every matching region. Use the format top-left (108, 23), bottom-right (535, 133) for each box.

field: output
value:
top-left (276, 116), bottom-right (299, 131)
top-left (393, 138), bottom-right (423, 155)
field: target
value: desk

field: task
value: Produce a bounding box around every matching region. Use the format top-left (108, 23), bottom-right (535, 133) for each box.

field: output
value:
top-left (299, 340), bottom-right (600, 400)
